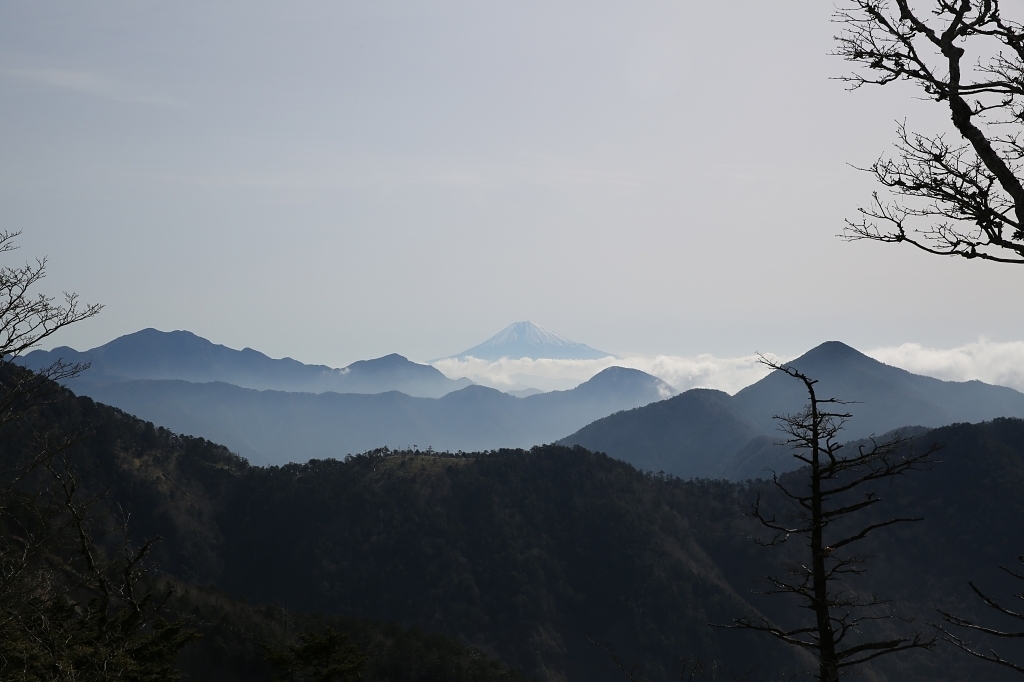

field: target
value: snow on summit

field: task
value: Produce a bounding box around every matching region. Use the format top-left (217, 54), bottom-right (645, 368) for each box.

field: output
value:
top-left (445, 322), bottom-right (614, 361)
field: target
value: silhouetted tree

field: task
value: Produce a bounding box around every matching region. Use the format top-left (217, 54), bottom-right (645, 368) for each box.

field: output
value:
top-left (835, 5), bottom-right (1024, 675)
top-left (836, 1), bottom-right (1024, 263)
top-left (936, 555), bottom-right (1024, 674)
top-left (728, 358), bottom-right (937, 682)
top-left (0, 231), bottom-right (198, 679)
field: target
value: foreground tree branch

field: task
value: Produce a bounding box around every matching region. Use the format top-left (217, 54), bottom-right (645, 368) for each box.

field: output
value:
top-left (0, 232), bottom-right (197, 678)
top-left (937, 555), bottom-right (1024, 674)
top-left (836, 1), bottom-right (1024, 262)
top-left (725, 358), bottom-right (938, 681)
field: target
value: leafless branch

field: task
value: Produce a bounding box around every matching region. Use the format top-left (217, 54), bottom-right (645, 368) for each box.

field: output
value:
top-left (728, 359), bottom-right (936, 680)
top-left (836, 1), bottom-right (1024, 263)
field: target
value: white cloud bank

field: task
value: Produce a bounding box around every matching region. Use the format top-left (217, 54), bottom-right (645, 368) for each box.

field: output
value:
top-left (433, 340), bottom-right (1024, 396)
top-left (866, 340), bottom-right (1024, 392)
top-left (432, 353), bottom-right (781, 395)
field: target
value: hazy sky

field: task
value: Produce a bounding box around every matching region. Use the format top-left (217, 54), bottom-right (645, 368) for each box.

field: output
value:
top-left (3, 1), bottom-right (1023, 367)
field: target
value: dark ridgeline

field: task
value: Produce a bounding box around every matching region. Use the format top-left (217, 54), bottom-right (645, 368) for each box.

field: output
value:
top-left (560, 341), bottom-right (1024, 480)
top-left (19, 328), bottom-right (473, 397)
top-left (17, 328), bottom-right (675, 466)
top-left (57, 365), bottom-right (673, 466)
top-left (24, 331), bottom-right (1024, 480)
top-left (21, 378), bottom-right (1024, 681)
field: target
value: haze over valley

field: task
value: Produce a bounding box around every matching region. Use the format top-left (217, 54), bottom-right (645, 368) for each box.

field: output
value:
top-left (6, 1), bottom-right (1024, 681)
top-left (21, 323), bottom-right (1024, 475)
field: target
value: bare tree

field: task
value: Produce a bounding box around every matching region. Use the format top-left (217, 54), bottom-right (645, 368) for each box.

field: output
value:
top-left (833, 6), bottom-right (1024, 675)
top-left (0, 450), bottom-right (197, 681)
top-left (0, 231), bottom-right (198, 678)
top-left (727, 358), bottom-right (938, 682)
top-left (0, 230), bottom-right (104, 655)
top-left (836, 1), bottom-right (1024, 263)
top-left (935, 555), bottom-right (1024, 674)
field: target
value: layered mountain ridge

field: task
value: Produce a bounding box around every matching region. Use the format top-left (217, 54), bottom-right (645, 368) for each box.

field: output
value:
top-left (18, 328), bottom-right (671, 465)
top-left (23, 331), bottom-right (1024, 477)
top-left (20, 328), bottom-right (472, 398)
top-left (74, 366), bottom-right (674, 465)
top-left (559, 340), bottom-right (1024, 479)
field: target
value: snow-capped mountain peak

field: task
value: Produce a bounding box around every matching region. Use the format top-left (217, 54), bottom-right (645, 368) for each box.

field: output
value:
top-left (445, 321), bottom-right (614, 361)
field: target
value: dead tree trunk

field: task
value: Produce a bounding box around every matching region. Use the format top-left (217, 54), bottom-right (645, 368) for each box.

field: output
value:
top-left (726, 358), bottom-right (938, 681)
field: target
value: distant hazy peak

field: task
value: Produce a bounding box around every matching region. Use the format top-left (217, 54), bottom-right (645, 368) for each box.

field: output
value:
top-left (798, 340), bottom-right (868, 362)
top-left (18, 328), bottom-right (470, 398)
top-left (346, 353), bottom-right (411, 368)
top-left (444, 321), bottom-right (614, 361)
top-left (778, 340), bottom-right (913, 379)
top-left (481, 321), bottom-right (580, 348)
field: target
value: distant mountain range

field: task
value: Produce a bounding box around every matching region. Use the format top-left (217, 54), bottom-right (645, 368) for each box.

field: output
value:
top-left (560, 341), bottom-right (1024, 480)
top-left (21, 332), bottom-right (1024, 479)
top-left (16, 328), bottom-right (673, 465)
top-left (19, 329), bottom-right (471, 398)
top-left (73, 366), bottom-right (674, 465)
top-left (443, 321), bottom-right (613, 361)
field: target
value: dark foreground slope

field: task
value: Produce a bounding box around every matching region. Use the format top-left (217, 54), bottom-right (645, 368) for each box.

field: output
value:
top-left (0, 388), bottom-right (525, 682)
top-left (73, 366), bottom-right (671, 465)
top-left (213, 450), bottom-right (795, 682)
top-left (12, 389), bottom-right (793, 681)
top-left (169, 584), bottom-right (530, 682)
top-left (561, 341), bottom-right (1024, 479)
top-left (18, 384), bottom-right (1024, 681)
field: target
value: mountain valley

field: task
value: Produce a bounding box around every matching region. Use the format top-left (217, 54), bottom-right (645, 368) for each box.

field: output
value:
top-left (7, 325), bottom-right (1024, 680)
top-left (9, 375), bottom-right (1024, 682)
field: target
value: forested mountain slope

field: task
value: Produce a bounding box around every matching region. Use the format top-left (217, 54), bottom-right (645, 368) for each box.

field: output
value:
top-left (556, 389), bottom-right (763, 478)
top-left (25, 381), bottom-right (1024, 682)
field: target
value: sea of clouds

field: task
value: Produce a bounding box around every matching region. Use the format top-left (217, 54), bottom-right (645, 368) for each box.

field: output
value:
top-left (432, 340), bottom-right (1024, 395)
top-left (865, 340), bottom-right (1024, 392)
top-left (432, 353), bottom-right (782, 395)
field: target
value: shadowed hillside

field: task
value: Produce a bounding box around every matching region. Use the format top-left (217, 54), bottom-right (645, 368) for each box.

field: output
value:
top-left (555, 389), bottom-right (762, 479)
top-left (560, 341), bottom-right (1024, 479)
top-left (69, 366), bottom-right (673, 465)
top-left (15, 377), bottom-right (1024, 681)
top-left (732, 341), bottom-right (1024, 435)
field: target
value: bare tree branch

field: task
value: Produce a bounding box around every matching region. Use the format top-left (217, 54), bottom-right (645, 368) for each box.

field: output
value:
top-left (726, 358), bottom-right (936, 681)
top-left (938, 555), bottom-right (1024, 673)
top-left (836, 1), bottom-right (1024, 263)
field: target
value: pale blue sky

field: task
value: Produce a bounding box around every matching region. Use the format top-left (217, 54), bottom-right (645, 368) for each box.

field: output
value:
top-left (1, 0), bottom-right (1020, 366)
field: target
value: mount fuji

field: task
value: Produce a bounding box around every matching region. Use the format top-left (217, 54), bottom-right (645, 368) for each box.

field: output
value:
top-left (444, 321), bottom-right (614, 361)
